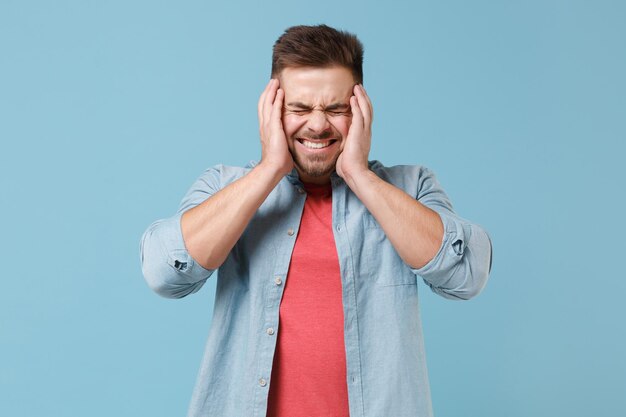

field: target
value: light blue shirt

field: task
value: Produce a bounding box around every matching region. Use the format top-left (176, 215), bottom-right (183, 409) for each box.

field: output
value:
top-left (140, 160), bottom-right (493, 417)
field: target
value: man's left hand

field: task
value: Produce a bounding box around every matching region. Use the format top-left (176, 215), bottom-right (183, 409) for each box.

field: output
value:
top-left (336, 84), bottom-right (373, 182)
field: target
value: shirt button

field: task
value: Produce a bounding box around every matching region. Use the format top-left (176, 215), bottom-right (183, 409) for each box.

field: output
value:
top-left (297, 187), bottom-right (305, 194)
top-left (274, 277), bottom-right (282, 285)
top-left (287, 228), bottom-right (294, 236)
top-left (259, 378), bottom-right (267, 387)
top-left (336, 225), bottom-right (341, 231)
top-left (266, 327), bottom-right (275, 335)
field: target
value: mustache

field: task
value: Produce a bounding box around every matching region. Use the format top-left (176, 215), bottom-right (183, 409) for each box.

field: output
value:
top-left (294, 131), bottom-right (336, 140)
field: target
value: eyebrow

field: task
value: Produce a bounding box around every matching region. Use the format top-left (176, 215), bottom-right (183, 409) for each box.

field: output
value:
top-left (285, 102), bottom-right (350, 111)
top-left (325, 103), bottom-right (350, 111)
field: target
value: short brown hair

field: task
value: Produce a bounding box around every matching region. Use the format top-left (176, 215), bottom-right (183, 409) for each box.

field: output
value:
top-left (271, 24), bottom-right (364, 84)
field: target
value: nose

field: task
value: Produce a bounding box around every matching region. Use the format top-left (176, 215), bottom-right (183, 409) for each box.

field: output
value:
top-left (305, 109), bottom-right (332, 135)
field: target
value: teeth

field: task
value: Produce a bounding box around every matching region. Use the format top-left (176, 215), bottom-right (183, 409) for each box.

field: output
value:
top-left (302, 140), bottom-right (332, 149)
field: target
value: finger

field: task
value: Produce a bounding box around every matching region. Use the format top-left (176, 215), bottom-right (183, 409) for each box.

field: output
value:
top-left (258, 79), bottom-right (274, 124)
top-left (355, 85), bottom-right (372, 126)
top-left (263, 79), bottom-right (278, 127)
top-left (359, 84), bottom-right (374, 120)
top-left (354, 85), bottom-right (370, 128)
top-left (270, 88), bottom-right (285, 128)
top-left (349, 95), bottom-right (364, 132)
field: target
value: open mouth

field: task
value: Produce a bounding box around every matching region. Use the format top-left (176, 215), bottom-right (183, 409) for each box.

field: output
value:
top-left (296, 138), bottom-right (338, 149)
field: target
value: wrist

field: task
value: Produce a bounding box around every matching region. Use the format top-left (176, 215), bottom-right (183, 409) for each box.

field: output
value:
top-left (256, 159), bottom-right (292, 182)
top-left (342, 165), bottom-right (374, 189)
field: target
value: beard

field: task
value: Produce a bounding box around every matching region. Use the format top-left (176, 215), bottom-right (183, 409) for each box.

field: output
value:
top-left (288, 127), bottom-right (342, 180)
top-left (291, 147), bottom-right (340, 179)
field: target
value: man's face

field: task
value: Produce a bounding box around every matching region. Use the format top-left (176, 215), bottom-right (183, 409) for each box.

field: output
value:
top-left (279, 66), bottom-right (355, 184)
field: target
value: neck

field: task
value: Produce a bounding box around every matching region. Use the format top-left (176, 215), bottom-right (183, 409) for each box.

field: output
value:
top-left (295, 167), bottom-right (332, 185)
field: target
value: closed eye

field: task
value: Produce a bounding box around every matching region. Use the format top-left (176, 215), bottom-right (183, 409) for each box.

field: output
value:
top-left (327, 110), bottom-right (351, 116)
top-left (284, 107), bottom-right (310, 115)
top-left (284, 104), bottom-right (351, 116)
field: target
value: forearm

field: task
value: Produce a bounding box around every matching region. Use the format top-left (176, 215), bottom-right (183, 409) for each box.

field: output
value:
top-left (345, 169), bottom-right (444, 269)
top-left (181, 162), bottom-right (284, 270)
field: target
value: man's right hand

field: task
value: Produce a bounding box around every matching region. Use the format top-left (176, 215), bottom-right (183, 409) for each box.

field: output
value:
top-left (257, 78), bottom-right (294, 176)
top-left (178, 79), bottom-right (294, 271)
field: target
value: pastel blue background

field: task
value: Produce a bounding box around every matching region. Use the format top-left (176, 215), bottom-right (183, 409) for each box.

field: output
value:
top-left (1, 1), bottom-right (624, 416)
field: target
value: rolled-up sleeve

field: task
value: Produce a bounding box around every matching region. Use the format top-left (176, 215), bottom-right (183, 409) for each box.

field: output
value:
top-left (410, 167), bottom-right (493, 300)
top-left (139, 166), bottom-right (222, 299)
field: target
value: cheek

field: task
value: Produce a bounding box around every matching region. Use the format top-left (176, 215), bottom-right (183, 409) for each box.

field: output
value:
top-left (331, 117), bottom-right (352, 138)
top-left (282, 114), bottom-right (304, 137)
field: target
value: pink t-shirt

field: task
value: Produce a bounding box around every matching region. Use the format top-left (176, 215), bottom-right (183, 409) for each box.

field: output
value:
top-left (266, 182), bottom-right (350, 417)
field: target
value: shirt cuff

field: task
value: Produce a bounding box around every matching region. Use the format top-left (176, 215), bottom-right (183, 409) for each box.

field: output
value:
top-left (140, 212), bottom-right (214, 298)
top-left (409, 210), bottom-right (470, 286)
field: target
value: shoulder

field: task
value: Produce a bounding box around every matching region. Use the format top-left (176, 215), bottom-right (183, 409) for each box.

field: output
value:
top-left (197, 160), bottom-right (258, 188)
top-left (367, 159), bottom-right (453, 209)
top-left (368, 160), bottom-right (436, 187)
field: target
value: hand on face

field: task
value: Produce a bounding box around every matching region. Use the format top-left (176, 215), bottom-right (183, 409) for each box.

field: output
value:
top-left (336, 84), bottom-right (373, 180)
top-left (258, 79), bottom-right (294, 175)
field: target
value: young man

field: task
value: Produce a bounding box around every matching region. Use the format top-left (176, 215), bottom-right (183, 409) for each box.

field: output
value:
top-left (141, 24), bottom-right (492, 417)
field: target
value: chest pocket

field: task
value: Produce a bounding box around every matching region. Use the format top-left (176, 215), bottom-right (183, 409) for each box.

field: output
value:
top-left (362, 211), bottom-right (379, 229)
top-left (359, 222), bottom-right (418, 286)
